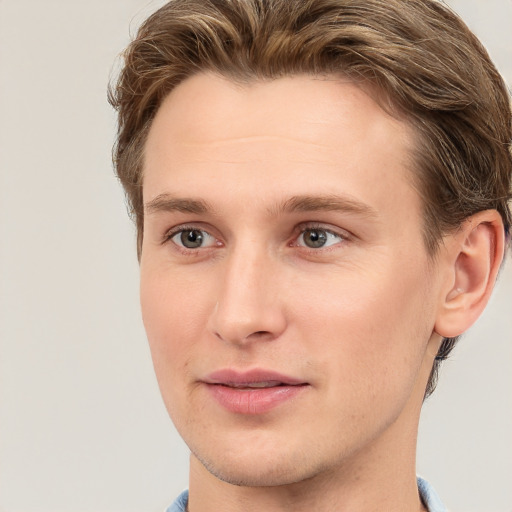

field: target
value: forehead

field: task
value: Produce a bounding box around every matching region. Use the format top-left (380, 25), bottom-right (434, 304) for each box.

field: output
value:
top-left (143, 73), bottom-right (419, 223)
top-left (146, 72), bottom-right (412, 153)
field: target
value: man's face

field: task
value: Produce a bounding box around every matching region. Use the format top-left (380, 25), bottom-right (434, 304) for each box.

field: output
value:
top-left (140, 73), bottom-right (443, 486)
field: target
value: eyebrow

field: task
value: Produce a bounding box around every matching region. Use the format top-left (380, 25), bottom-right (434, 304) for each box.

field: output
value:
top-left (144, 194), bottom-right (212, 215)
top-left (144, 193), bottom-right (378, 219)
top-left (274, 194), bottom-right (378, 218)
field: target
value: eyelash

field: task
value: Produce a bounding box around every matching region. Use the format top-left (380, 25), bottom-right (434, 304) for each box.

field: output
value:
top-left (162, 223), bottom-right (350, 254)
top-left (163, 224), bottom-right (220, 253)
top-left (291, 223), bottom-right (349, 251)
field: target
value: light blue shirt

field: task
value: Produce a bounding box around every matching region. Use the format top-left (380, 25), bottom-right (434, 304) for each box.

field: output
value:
top-left (166, 489), bottom-right (188, 512)
top-left (166, 477), bottom-right (447, 511)
top-left (417, 476), bottom-right (447, 512)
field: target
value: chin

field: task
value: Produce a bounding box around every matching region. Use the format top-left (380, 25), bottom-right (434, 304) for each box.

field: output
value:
top-left (192, 443), bottom-right (327, 488)
top-left (201, 457), bottom-right (310, 487)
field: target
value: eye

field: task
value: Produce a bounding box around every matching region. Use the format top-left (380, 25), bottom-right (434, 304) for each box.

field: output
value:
top-left (297, 228), bottom-right (345, 249)
top-left (170, 228), bottom-right (217, 249)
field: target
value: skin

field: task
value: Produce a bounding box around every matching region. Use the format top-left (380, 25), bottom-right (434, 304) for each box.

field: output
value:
top-left (139, 73), bottom-right (504, 512)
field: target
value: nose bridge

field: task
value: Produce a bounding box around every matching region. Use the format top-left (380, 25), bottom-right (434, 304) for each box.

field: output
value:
top-left (209, 238), bottom-right (285, 344)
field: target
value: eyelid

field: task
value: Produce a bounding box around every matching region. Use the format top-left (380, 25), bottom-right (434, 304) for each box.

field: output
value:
top-left (296, 222), bottom-right (351, 238)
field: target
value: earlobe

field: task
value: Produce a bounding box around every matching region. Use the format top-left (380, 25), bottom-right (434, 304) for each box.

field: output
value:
top-left (434, 210), bottom-right (505, 339)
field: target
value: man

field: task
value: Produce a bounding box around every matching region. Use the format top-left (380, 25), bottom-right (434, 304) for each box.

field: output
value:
top-left (109, 0), bottom-right (511, 510)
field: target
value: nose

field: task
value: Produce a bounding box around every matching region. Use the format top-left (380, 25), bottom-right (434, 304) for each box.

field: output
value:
top-left (207, 244), bottom-right (287, 346)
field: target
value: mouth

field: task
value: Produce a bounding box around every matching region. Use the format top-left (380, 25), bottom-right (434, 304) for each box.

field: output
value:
top-left (205, 368), bottom-right (307, 386)
top-left (203, 369), bottom-right (309, 414)
top-left (218, 380), bottom-right (298, 389)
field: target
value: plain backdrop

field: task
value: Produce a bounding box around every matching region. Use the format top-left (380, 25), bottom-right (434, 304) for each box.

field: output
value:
top-left (0, 1), bottom-right (510, 511)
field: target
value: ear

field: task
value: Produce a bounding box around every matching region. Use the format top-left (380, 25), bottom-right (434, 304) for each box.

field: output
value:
top-left (434, 210), bottom-right (505, 338)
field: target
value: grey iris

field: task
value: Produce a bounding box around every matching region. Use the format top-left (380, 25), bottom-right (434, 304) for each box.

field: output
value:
top-left (303, 229), bottom-right (327, 248)
top-left (181, 230), bottom-right (204, 248)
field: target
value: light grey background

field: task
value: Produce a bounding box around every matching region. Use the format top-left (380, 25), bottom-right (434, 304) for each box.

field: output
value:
top-left (0, 1), bottom-right (510, 511)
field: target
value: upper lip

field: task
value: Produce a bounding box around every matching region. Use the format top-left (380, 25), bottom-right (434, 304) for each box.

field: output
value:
top-left (203, 368), bottom-right (307, 386)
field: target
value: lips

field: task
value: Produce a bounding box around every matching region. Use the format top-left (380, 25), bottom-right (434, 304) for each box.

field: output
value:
top-left (203, 369), bottom-right (309, 414)
top-left (221, 380), bottom-right (286, 389)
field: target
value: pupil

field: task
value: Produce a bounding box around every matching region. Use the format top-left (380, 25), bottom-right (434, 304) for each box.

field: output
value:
top-left (305, 229), bottom-right (327, 248)
top-left (181, 230), bottom-right (203, 248)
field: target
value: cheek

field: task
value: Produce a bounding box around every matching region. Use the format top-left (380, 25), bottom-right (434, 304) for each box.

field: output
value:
top-left (141, 261), bottom-right (212, 340)
top-left (139, 266), bottom-right (209, 396)
top-left (293, 263), bottom-right (435, 393)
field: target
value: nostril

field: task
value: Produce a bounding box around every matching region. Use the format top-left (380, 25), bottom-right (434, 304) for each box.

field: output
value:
top-left (214, 329), bottom-right (275, 344)
top-left (249, 331), bottom-right (274, 339)
top-left (245, 330), bottom-right (276, 342)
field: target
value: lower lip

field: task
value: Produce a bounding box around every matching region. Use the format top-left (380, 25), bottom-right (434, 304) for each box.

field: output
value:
top-left (206, 383), bottom-right (308, 414)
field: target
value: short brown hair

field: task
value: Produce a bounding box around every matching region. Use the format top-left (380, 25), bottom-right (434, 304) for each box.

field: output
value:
top-left (109, 0), bottom-right (512, 396)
